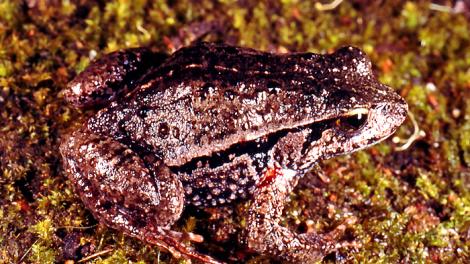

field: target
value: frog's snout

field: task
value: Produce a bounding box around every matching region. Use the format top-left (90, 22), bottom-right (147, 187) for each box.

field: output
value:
top-left (378, 93), bottom-right (408, 126)
top-left (364, 82), bottom-right (408, 137)
top-left (368, 96), bottom-right (408, 140)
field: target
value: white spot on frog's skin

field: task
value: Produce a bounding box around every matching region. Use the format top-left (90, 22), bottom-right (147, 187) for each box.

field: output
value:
top-left (184, 186), bottom-right (192, 195)
top-left (376, 89), bottom-right (387, 95)
top-left (238, 177), bottom-right (248, 185)
top-left (281, 168), bottom-right (297, 181)
top-left (170, 196), bottom-right (180, 207)
top-left (356, 60), bottom-right (369, 76)
top-left (96, 157), bottom-right (111, 176)
top-left (71, 83), bottom-right (82, 95)
top-left (185, 63), bottom-right (202, 69)
top-left (229, 183), bottom-right (237, 191)
top-left (213, 65), bottom-right (240, 73)
top-left (212, 188), bottom-right (221, 195)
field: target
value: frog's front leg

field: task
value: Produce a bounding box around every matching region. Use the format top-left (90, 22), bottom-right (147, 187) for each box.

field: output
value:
top-left (60, 127), bottom-right (222, 264)
top-left (245, 131), bottom-right (355, 263)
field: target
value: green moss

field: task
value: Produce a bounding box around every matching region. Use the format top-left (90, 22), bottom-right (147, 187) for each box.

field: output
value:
top-left (75, 56), bottom-right (91, 74)
top-left (406, 85), bottom-right (428, 112)
top-left (0, 0), bottom-right (20, 26)
top-left (416, 171), bottom-right (439, 200)
top-left (0, 60), bottom-right (13, 77)
top-left (443, 139), bottom-right (462, 171)
top-left (400, 2), bottom-right (425, 31)
top-left (29, 243), bottom-right (57, 264)
top-left (30, 219), bottom-right (55, 242)
top-left (355, 151), bottom-right (377, 183)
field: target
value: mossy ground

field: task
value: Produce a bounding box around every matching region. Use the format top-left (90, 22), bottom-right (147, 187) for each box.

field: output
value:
top-left (0, 1), bottom-right (468, 263)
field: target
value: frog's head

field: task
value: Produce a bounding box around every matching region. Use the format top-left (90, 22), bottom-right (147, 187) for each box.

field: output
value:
top-left (298, 46), bottom-right (408, 170)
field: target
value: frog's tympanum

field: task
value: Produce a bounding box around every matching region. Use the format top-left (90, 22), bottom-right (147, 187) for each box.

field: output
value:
top-left (60, 42), bottom-right (408, 263)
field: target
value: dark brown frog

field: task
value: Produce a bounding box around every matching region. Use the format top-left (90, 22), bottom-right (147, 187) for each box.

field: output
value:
top-left (60, 42), bottom-right (408, 263)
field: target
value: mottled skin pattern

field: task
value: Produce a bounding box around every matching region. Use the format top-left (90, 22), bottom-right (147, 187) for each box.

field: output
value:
top-left (60, 42), bottom-right (408, 263)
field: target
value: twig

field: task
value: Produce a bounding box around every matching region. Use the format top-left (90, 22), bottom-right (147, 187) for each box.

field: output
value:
top-left (429, 3), bottom-right (453, 13)
top-left (78, 248), bottom-right (114, 263)
top-left (394, 111), bottom-right (424, 151)
top-left (17, 239), bottom-right (38, 264)
top-left (315, 0), bottom-right (344, 11)
top-left (56, 224), bottom-right (97, 230)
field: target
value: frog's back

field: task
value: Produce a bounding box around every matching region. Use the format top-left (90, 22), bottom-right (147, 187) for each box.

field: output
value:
top-left (88, 42), bottom-right (376, 166)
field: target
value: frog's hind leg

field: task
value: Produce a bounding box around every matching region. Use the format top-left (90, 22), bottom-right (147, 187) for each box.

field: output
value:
top-left (60, 128), bottom-right (222, 264)
top-left (63, 48), bottom-right (168, 109)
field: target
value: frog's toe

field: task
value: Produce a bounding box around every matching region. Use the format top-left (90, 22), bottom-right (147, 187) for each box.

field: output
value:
top-left (324, 216), bottom-right (357, 241)
top-left (165, 229), bottom-right (204, 243)
top-left (144, 229), bottom-right (224, 264)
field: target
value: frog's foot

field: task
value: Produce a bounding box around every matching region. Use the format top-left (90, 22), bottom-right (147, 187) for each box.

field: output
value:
top-left (245, 166), bottom-right (355, 263)
top-left (142, 227), bottom-right (224, 264)
top-left (60, 128), bottom-right (223, 263)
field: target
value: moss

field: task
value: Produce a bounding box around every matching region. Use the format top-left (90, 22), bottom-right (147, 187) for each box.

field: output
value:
top-left (415, 170), bottom-right (440, 200)
top-left (74, 56), bottom-right (91, 74)
top-left (0, 60), bottom-right (13, 77)
top-left (29, 243), bottom-right (57, 264)
top-left (30, 219), bottom-right (55, 242)
top-left (0, 1), bottom-right (21, 27)
top-left (459, 121), bottom-right (470, 165)
top-left (400, 2), bottom-right (425, 31)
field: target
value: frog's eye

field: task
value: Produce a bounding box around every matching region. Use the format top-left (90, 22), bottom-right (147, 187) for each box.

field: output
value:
top-left (336, 108), bottom-right (368, 131)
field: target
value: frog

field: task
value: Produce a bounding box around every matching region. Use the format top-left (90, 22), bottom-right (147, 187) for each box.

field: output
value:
top-left (60, 42), bottom-right (408, 263)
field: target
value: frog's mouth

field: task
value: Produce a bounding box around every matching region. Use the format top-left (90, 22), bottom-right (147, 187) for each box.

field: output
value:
top-left (172, 108), bottom-right (371, 175)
